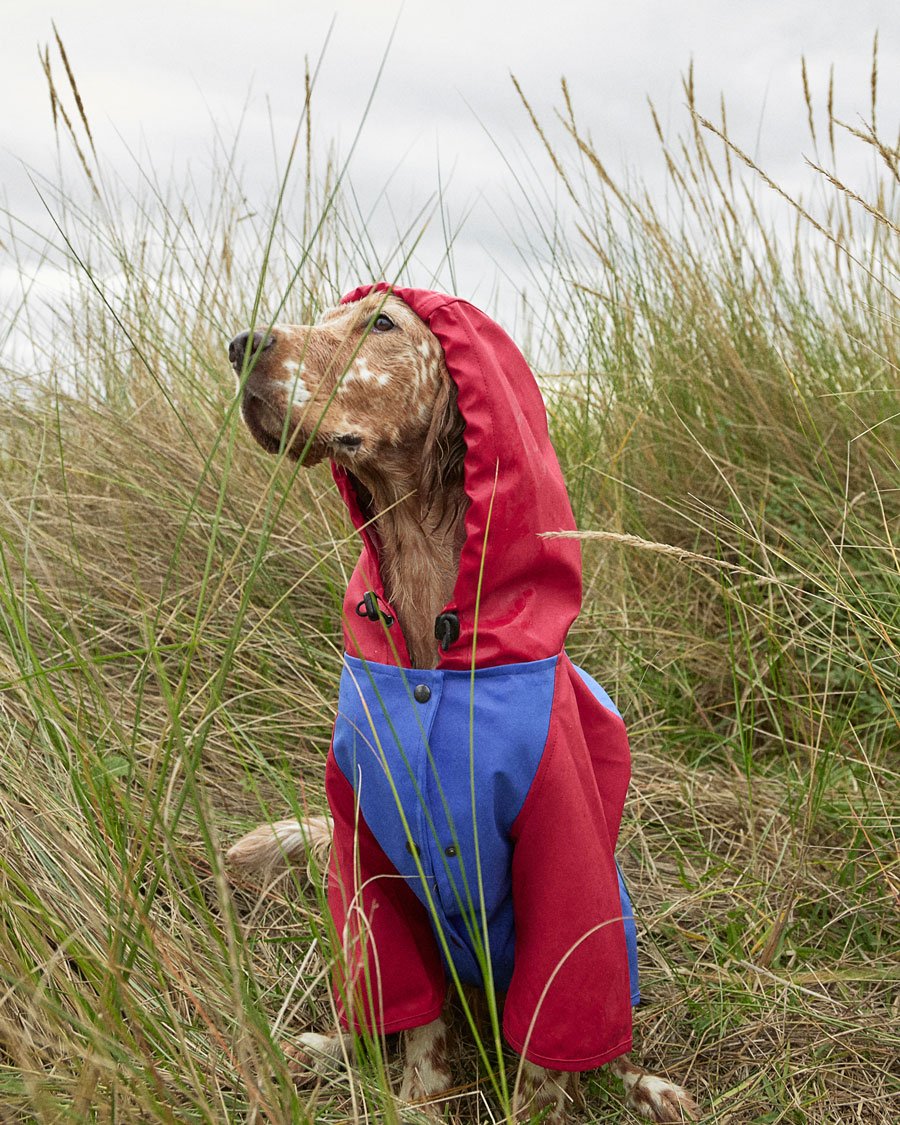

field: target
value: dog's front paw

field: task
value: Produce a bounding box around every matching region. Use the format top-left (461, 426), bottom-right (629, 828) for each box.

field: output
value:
top-left (514, 1063), bottom-right (579, 1125)
top-left (283, 1031), bottom-right (353, 1085)
top-left (398, 1019), bottom-right (453, 1118)
top-left (624, 1073), bottom-right (700, 1122)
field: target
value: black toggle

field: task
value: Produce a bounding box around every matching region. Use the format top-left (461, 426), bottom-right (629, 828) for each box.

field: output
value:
top-left (434, 611), bottom-right (460, 652)
top-left (356, 591), bottom-right (394, 627)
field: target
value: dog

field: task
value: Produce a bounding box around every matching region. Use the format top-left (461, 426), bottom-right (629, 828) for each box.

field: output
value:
top-left (227, 284), bottom-right (699, 1123)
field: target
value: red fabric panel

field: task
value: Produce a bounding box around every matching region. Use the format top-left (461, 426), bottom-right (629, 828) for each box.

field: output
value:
top-left (502, 657), bottom-right (633, 1070)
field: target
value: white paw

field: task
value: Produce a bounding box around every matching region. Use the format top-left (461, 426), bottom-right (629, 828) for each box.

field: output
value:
top-left (283, 1031), bottom-right (352, 1084)
top-left (625, 1073), bottom-right (700, 1122)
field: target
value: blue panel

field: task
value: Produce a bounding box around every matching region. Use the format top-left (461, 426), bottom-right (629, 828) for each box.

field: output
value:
top-left (422, 656), bottom-right (559, 988)
top-left (616, 863), bottom-right (641, 1005)
top-left (333, 658), bottom-right (443, 890)
top-left (573, 663), bottom-right (622, 719)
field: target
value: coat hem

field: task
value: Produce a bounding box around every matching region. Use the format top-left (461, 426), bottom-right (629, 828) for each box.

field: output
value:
top-left (338, 1001), bottom-right (447, 1037)
top-left (503, 1028), bottom-right (633, 1073)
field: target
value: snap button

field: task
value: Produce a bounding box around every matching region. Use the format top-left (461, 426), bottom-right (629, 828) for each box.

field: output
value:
top-left (405, 841), bottom-right (420, 855)
top-left (444, 844), bottom-right (458, 858)
top-left (413, 684), bottom-right (431, 703)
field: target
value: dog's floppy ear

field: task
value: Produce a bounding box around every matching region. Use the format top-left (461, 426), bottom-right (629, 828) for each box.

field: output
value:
top-left (418, 370), bottom-right (466, 525)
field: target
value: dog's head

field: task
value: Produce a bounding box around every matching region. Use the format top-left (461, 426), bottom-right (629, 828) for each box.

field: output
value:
top-left (228, 292), bottom-right (463, 498)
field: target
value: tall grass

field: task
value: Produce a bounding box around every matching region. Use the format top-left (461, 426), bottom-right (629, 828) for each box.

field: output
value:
top-left (0, 38), bottom-right (896, 1123)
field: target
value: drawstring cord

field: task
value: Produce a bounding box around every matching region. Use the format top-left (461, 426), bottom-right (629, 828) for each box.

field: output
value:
top-left (355, 591), bottom-right (394, 627)
top-left (434, 611), bottom-right (460, 652)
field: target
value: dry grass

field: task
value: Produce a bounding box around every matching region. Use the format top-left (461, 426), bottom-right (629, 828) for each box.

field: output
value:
top-left (0, 36), bottom-right (896, 1124)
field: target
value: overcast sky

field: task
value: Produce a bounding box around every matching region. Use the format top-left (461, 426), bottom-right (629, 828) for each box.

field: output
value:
top-left (1, 1), bottom-right (897, 336)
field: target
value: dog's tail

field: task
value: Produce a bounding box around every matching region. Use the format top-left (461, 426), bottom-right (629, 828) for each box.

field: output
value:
top-left (227, 814), bottom-right (333, 876)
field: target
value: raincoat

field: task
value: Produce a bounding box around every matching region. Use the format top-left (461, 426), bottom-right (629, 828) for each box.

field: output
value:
top-left (324, 284), bottom-right (638, 1071)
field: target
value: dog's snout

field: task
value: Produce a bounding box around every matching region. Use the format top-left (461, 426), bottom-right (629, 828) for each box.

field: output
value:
top-left (228, 329), bottom-right (276, 370)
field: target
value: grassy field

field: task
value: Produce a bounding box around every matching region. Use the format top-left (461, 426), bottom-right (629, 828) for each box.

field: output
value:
top-left (0, 49), bottom-right (897, 1123)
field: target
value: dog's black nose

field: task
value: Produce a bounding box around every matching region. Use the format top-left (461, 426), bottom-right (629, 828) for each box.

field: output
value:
top-left (228, 330), bottom-right (275, 370)
top-left (334, 434), bottom-right (362, 450)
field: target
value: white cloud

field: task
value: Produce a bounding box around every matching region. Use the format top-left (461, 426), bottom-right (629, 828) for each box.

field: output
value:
top-left (1, 0), bottom-right (896, 328)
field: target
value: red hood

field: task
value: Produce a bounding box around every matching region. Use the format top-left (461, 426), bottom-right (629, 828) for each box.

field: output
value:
top-left (334, 284), bottom-right (581, 669)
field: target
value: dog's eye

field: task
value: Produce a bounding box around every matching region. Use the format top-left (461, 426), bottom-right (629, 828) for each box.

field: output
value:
top-left (369, 314), bottom-right (395, 334)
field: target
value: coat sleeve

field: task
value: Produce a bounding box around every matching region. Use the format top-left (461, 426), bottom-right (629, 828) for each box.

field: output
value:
top-left (501, 661), bottom-right (634, 1071)
top-left (326, 751), bottom-right (447, 1034)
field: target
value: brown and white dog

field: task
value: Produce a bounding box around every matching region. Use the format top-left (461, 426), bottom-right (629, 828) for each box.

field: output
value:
top-left (227, 287), bottom-right (699, 1123)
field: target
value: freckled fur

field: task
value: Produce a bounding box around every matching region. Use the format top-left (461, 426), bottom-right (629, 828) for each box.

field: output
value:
top-left (516, 1062), bottom-right (583, 1125)
top-left (399, 1017), bottom-right (453, 1108)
